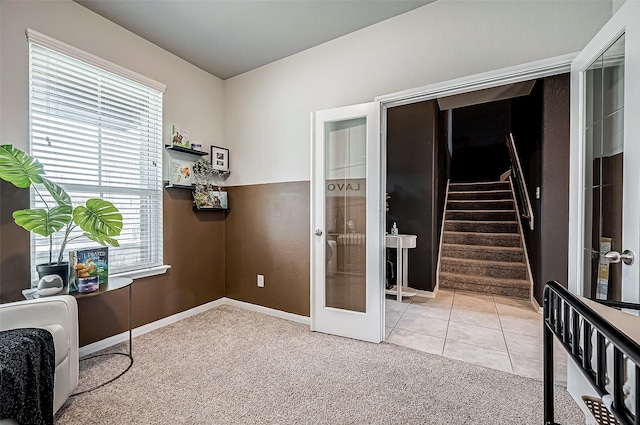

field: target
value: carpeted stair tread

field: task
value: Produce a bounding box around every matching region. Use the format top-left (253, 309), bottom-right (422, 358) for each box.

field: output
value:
top-left (441, 243), bottom-right (524, 262)
top-left (444, 220), bottom-right (517, 233)
top-left (440, 257), bottom-right (527, 279)
top-left (445, 209), bottom-right (516, 221)
top-left (443, 231), bottom-right (521, 247)
top-left (439, 179), bottom-right (530, 299)
top-left (447, 190), bottom-right (513, 201)
top-left (446, 199), bottom-right (513, 210)
top-left (439, 272), bottom-right (530, 298)
top-left (449, 181), bottom-right (510, 191)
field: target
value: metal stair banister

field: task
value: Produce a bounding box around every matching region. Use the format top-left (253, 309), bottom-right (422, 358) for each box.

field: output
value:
top-left (505, 133), bottom-right (534, 231)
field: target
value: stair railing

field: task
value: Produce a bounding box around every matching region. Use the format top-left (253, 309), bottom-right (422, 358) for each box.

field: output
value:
top-left (505, 133), bottom-right (534, 231)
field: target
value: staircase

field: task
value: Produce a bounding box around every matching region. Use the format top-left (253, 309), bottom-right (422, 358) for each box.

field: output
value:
top-left (438, 180), bottom-right (531, 299)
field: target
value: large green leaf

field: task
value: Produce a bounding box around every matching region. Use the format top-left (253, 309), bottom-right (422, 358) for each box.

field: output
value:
top-left (0, 145), bottom-right (45, 188)
top-left (12, 205), bottom-right (72, 237)
top-left (42, 178), bottom-right (71, 206)
top-left (83, 232), bottom-right (120, 247)
top-left (73, 199), bottom-right (123, 240)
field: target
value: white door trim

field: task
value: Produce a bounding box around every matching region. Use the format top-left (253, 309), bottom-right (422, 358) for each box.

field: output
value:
top-left (376, 53), bottom-right (577, 108)
top-left (377, 53), bottom-right (576, 307)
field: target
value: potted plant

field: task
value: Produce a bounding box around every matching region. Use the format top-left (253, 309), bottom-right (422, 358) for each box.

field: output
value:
top-left (0, 144), bottom-right (123, 286)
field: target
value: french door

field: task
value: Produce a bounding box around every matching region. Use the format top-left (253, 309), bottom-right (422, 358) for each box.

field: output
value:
top-left (567, 0), bottom-right (640, 402)
top-left (569, 1), bottom-right (640, 304)
top-left (310, 102), bottom-right (384, 343)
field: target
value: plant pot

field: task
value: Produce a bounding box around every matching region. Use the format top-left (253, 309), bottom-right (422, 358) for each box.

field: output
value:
top-left (36, 262), bottom-right (69, 288)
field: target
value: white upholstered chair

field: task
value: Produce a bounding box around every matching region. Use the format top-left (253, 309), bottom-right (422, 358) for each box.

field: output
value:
top-left (0, 295), bottom-right (79, 423)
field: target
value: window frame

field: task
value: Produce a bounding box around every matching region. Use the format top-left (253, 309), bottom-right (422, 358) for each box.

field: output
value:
top-left (27, 29), bottom-right (170, 282)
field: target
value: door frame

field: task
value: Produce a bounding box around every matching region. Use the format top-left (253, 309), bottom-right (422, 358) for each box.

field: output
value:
top-left (376, 53), bottom-right (576, 301)
top-left (309, 52), bottom-right (579, 341)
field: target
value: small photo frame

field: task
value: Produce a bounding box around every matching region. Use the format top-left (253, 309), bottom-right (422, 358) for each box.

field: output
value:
top-left (171, 124), bottom-right (190, 148)
top-left (209, 191), bottom-right (228, 209)
top-left (210, 146), bottom-right (229, 171)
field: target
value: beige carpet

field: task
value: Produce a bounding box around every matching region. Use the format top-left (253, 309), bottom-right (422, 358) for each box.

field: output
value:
top-left (55, 305), bottom-right (584, 424)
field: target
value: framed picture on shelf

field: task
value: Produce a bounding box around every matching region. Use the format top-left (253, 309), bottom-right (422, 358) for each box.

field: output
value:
top-left (169, 158), bottom-right (193, 186)
top-left (209, 191), bottom-right (228, 209)
top-left (193, 190), bottom-right (213, 208)
top-left (210, 146), bottom-right (229, 171)
top-left (171, 124), bottom-right (190, 148)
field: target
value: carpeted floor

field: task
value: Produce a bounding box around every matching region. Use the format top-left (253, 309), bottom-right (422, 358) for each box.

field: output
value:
top-left (55, 305), bottom-right (585, 424)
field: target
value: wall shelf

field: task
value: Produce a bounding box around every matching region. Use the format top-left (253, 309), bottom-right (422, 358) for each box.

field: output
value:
top-left (164, 183), bottom-right (194, 190)
top-left (164, 145), bottom-right (208, 156)
top-left (192, 206), bottom-right (229, 212)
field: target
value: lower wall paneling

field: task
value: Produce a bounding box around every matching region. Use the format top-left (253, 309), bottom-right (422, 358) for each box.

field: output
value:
top-left (224, 182), bottom-right (311, 317)
top-left (79, 187), bottom-right (226, 345)
top-left (0, 180), bottom-right (31, 303)
top-left (78, 187), bottom-right (226, 346)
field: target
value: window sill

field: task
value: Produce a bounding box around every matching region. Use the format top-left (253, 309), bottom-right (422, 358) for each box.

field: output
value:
top-left (111, 265), bottom-right (171, 281)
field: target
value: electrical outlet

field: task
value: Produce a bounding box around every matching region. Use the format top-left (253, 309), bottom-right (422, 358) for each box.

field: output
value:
top-left (257, 274), bottom-right (264, 287)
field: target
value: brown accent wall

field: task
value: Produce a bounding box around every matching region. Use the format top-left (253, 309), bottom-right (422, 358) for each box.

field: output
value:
top-left (224, 182), bottom-right (310, 317)
top-left (0, 185), bottom-right (225, 346)
top-left (387, 100), bottom-right (442, 291)
top-left (538, 74), bottom-right (571, 300)
top-left (0, 180), bottom-right (31, 303)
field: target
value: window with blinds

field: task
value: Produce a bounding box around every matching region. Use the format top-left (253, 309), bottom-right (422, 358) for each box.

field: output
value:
top-left (28, 33), bottom-right (164, 278)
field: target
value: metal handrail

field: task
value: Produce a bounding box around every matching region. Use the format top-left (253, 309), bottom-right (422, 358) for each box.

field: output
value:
top-left (505, 133), bottom-right (534, 231)
top-left (543, 280), bottom-right (640, 425)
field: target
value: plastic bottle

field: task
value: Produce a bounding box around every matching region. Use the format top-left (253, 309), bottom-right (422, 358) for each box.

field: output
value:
top-left (391, 222), bottom-right (398, 236)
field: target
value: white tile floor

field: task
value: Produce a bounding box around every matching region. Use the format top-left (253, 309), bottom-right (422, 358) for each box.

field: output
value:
top-left (385, 289), bottom-right (568, 384)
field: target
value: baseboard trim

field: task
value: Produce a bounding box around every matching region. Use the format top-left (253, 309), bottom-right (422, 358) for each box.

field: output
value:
top-left (79, 297), bottom-right (310, 357)
top-left (223, 298), bottom-right (311, 325)
top-left (407, 287), bottom-right (437, 299)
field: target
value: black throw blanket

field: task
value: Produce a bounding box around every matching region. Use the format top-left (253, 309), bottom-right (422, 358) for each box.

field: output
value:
top-left (0, 328), bottom-right (55, 425)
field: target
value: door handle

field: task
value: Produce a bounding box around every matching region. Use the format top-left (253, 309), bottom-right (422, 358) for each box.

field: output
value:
top-left (314, 229), bottom-right (323, 236)
top-left (604, 250), bottom-right (635, 266)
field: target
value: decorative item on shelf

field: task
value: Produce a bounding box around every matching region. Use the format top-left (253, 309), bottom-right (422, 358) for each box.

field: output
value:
top-left (0, 145), bottom-right (123, 287)
top-left (209, 190), bottom-right (228, 209)
top-left (36, 275), bottom-right (64, 297)
top-left (69, 247), bottom-right (108, 292)
top-left (191, 143), bottom-right (202, 151)
top-left (171, 124), bottom-right (190, 148)
top-left (169, 158), bottom-right (193, 186)
top-left (210, 145), bottom-right (229, 172)
top-left (192, 158), bottom-right (231, 209)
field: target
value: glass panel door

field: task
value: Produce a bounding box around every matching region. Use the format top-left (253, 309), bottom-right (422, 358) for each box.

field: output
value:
top-left (583, 35), bottom-right (625, 301)
top-left (311, 102), bottom-right (383, 343)
top-left (325, 118), bottom-right (367, 312)
top-left (569, 1), bottom-right (640, 305)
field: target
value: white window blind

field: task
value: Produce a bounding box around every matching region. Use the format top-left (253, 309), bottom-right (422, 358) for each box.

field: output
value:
top-left (28, 36), bottom-right (164, 278)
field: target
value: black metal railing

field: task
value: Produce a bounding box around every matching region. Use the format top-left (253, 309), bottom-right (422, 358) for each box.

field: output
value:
top-left (505, 133), bottom-right (534, 231)
top-left (544, 280), bottom-right (640, 425)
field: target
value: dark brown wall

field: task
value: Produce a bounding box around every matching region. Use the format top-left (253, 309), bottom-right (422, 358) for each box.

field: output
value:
top-left (511, 75), bottom-right (571, 304)
top-left (387, 101), bottom-right (440, 291)
top-left (511, 80), bottom-right (543, 304)
top-left (224, 181), bottom-right (310, 317)
top-left (538, 74), bottom-right (571, 299)
top-left (0, 180), bottom-right (31, 302)
top-left (79, 188), bottom-right (226, 345)
top-left (0, 185), bottom-right (225, 346)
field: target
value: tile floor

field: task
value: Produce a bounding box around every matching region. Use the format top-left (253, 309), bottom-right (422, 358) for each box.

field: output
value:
top-left (385, 289), bottom-right (568, 384)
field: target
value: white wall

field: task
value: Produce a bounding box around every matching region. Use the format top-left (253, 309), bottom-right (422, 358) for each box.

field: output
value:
top-left (0, 0), bottom-right (224, 157)
top-left (224, 0), bottom-right (612, 186)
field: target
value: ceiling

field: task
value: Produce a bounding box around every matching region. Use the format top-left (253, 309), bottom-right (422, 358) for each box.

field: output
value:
top-left (75, 0), bottom-right (433, 80)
